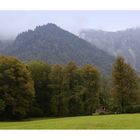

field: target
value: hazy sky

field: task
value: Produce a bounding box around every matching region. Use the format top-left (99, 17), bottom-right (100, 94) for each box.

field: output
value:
top-left (1, 10), bottom-right (140, 39)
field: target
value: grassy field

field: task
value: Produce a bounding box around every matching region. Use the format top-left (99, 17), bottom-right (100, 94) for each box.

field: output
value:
top-left (0, 113), bottom-right (140, 129)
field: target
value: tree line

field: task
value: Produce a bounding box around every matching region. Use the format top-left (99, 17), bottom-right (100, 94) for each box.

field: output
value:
top-left (0, 56), bottom-right (140, 120)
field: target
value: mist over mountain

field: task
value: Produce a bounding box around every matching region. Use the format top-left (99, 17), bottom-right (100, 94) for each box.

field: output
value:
top-left (0, 23), bottom-right (114, 74)
top-left (2, 23), bottom-right (140, 74)
top-left (0, 40), bottom-right (13, 51)
top-left (79, 28), bottom-right (140, 72)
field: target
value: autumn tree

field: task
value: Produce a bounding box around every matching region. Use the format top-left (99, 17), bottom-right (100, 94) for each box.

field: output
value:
top-left (112, 56), bottom-right (139, 113)
top-left (0, 56), bottom-right (35, 120)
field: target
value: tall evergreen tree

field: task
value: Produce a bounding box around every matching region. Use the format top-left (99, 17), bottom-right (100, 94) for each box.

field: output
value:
top-left (112, 56), bottom-right (139, 113)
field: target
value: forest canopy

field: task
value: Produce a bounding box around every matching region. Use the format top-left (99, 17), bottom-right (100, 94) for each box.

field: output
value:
top-left (0, 56), bottom-right (140, 120)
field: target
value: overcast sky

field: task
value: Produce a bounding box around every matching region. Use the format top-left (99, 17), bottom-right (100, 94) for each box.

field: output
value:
top-left (1, 10), bottom-right (140, 39)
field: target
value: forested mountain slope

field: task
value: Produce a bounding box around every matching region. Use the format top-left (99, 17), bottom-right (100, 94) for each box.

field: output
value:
top-left (1, 23), bottom-right (114, 74)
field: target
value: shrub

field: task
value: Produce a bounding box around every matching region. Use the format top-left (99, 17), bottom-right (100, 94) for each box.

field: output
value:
top-left (30, 106), bottom-right (44, 117)
top-left (125, 105), bottom-right (140, 113)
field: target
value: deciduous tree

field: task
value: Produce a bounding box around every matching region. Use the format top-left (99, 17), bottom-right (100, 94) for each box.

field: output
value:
top-left (0, 56), bottom-right (35, 120)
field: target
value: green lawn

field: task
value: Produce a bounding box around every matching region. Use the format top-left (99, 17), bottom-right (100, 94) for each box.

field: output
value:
top-left (0, 113), bottom-right (140, 129)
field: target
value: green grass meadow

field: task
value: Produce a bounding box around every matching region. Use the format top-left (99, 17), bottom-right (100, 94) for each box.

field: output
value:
top-left (0, 113), bottom-right (140, 129)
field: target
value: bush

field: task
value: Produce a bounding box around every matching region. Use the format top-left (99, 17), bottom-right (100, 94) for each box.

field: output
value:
top-left (125, 105), bottom-right (140, 113)
top-left (30, 106), bottom-right (44, 117)
top-left (99, 112), bottom-right (105, 115)
top-left (0, 99), bottom-right (5, 113)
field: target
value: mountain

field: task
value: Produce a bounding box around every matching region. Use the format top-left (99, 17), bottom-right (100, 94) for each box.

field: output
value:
top-left (0, 23), bottom-right (114, 74)
top-left (79, 28), bottom-right (140, 72)
top-left (0, 40), bottom-right (13, 51)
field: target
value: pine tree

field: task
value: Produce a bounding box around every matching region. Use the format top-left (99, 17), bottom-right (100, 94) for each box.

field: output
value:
top-left (112, 56), bottom-right (139, 113)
